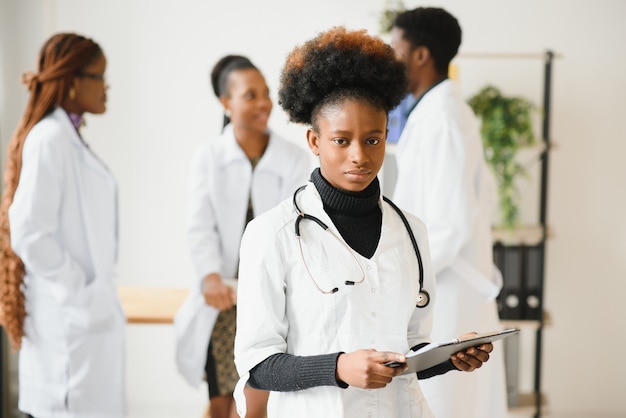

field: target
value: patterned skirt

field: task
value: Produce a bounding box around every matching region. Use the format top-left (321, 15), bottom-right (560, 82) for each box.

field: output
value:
top-left (204, 306), bottom-right (239, 398)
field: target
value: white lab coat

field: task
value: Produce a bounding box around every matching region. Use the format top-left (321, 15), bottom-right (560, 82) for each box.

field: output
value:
top-left (8, 107), bottom-right (126, 418)
top-left (393, 79), bottom-right (508, 418)
top-left (174, 124), bottom-right (311, 387)
top-left (234, 183), bottom-right (437, 418)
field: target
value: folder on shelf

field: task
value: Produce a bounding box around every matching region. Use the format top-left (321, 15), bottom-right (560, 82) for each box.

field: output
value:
top-left (494, 243), bottom-right (524, 320)
top-left (522, 244), bottom-right (544, 320)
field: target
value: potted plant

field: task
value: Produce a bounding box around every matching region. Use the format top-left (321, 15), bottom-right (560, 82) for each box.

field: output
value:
top-left (468, 85), bottom-right (537, 229)
top-left (378, 0), bottom-right (406, 34)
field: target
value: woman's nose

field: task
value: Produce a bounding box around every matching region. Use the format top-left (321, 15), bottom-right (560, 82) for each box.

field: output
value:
top-left (260, 95), bottom-right (272, 110)
top-left (350, 143), bottom-right (368, 164)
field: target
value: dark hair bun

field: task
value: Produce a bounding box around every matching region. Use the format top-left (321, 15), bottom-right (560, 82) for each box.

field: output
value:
top-left (210, 55), bottom-right (255, 97)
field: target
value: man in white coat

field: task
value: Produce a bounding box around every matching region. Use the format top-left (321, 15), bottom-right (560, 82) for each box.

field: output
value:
top-left (390, 7), bottom-right (508, 418)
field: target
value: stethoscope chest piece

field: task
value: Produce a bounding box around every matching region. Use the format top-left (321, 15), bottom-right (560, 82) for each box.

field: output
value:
top-left (416, 290), bottom-right (430, 308)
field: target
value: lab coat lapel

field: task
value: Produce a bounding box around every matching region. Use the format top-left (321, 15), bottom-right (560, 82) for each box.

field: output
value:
top-left (57, 108), bottom-right (118, 279)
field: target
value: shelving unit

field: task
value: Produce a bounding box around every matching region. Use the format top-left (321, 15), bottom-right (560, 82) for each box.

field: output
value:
top-left (459, 50), bottom-right (558, 418)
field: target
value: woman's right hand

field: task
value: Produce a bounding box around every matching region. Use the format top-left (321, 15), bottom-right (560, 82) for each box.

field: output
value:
top-left (201, 273), bottom-right (236, 311)
top-left (336, 349), bottom-right (407, 389)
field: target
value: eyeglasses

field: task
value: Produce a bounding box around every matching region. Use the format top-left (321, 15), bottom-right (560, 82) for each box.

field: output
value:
top-left (76, 71), bottom-right (106, 82)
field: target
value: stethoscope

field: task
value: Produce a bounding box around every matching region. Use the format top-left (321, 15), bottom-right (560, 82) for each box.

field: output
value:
top-left (292, 185), bottom-right (430, 308)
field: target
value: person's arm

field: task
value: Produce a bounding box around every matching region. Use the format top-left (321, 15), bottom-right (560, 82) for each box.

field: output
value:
top-left (187, 145), bottom-right (234, 308)
top-left (235, 215), bottom-right (407, 392)
top-left (418, 119), bottom-right (477, 274)
top-left (9, 129), bottom-right (87, 303)
top-left (248, 352), bottom-right (347, 391)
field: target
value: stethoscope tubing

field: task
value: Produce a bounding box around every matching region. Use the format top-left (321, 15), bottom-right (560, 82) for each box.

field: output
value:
top-left (292, 184), bottom-right (429, 307)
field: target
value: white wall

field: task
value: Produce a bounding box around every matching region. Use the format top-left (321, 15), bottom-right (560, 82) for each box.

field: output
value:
top-left (1, 0), bottom-right (625, 416)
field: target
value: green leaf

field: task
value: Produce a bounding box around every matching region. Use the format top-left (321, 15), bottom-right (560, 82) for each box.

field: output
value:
top-left (467, 85), bottom-right (538, 229)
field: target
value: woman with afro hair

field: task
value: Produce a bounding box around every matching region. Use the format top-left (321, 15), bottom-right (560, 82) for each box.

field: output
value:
top-left (233, 27), bottom-right (494, 418)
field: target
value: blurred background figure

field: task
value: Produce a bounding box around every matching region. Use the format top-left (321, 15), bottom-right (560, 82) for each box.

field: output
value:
top-left (0, 33), bottom-right (126, 417)
top-left (390, 7), bottom-right (508, 418)
top-left (175, 55), bottom-right (310, 418)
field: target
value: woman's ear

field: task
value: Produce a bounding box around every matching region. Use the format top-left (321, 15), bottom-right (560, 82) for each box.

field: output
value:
top-left (71, 77), bottom-right (81, 95)
top-left (306, 128), bottom-right (320, 156)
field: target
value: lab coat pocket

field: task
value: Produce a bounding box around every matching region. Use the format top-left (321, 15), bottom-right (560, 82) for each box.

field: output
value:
top-left (65, 276), bottom-right (121, 334)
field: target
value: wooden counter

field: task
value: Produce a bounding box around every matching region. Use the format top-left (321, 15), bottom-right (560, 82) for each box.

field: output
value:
top-left (117, 286), bottom-right (188, 324)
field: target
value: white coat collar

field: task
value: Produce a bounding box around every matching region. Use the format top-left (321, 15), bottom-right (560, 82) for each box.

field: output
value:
top-left (50, 107), bottom-right (118, 276)
top-left (50, 107), bottom-right (112, 178)
top-left (51, 107), bottom-right (86, 148)
top-left (410, 78), bottom-right (457, 115)
top-left (218, 124), bottom-right (288, 176)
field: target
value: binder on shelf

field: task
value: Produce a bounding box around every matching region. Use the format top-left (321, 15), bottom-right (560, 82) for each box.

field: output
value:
top-left (494, 243), bottom-right (524, 320)
top-left (493, 241), bottom-right (545, 321)
top-left (522, 243), bottom-right (544, 320)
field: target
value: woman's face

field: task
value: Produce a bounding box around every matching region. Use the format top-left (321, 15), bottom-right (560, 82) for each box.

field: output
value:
top-left (72, 53), bottom-right (108, 114)
top-left (307, 98), bottom-right (387, 192)
top-left (221, 68), bottom-right (272, 134)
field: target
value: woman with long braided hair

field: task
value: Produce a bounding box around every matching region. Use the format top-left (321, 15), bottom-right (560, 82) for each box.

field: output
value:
top-left (0, 33), bottom-right (125, 417)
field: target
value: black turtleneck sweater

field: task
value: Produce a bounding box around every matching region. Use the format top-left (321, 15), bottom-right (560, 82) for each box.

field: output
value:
top-left (247, 169), bottom-right (455, 392)
top-left (310, 168), bottom-right (382, 258)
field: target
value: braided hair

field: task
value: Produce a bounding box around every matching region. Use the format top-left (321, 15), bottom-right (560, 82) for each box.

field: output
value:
top-left (0, 33), bottom-right (102, 349)
top-left (278, 26), bottom-right (407, 130)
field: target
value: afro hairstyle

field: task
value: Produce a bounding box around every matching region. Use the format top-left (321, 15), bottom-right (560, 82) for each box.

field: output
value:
top-left (278, 26), bottom-right (407, 127)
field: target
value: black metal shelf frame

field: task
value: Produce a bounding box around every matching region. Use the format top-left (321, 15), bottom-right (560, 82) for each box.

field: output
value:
top-left (461, 50), bottom-right (556, 418)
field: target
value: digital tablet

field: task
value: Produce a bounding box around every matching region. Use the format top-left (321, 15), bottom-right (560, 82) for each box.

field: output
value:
top-left (387, 328), bottom-right (520, 375)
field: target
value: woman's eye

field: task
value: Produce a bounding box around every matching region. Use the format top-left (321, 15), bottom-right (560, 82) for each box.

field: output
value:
top-left (333, 138), bottom-right (348, 145)
top-left (366, 138), bottom-right (381, 145)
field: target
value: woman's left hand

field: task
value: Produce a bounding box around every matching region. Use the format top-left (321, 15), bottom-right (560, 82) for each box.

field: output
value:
top-left (451, 342), bottom-right (493, 372)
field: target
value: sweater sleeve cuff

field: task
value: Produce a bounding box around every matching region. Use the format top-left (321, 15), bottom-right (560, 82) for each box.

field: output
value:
top-left (410, 342), bottom-right (458, 379)
top-left (334, 352), bottom-right (348, 388)
top-left (248, 352), bottom-right (347, 392)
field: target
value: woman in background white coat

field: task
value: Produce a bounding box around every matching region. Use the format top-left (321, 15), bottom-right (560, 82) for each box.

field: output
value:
top-left (175, 55), bottom-right (310, 418)
top-left (390, 8), bottom-right (507, 418)
top-left (0, 33), bottom-right (125, 418)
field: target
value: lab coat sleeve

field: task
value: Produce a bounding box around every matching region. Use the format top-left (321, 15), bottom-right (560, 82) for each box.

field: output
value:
top-left (187, 145), bottom-right (222, 287)
top-left (420, 118), bottom-right (477, 275)
top-left (234, 216), bottom-right (289, 377)
top-left (8, 130), bottom-right (87, 303)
